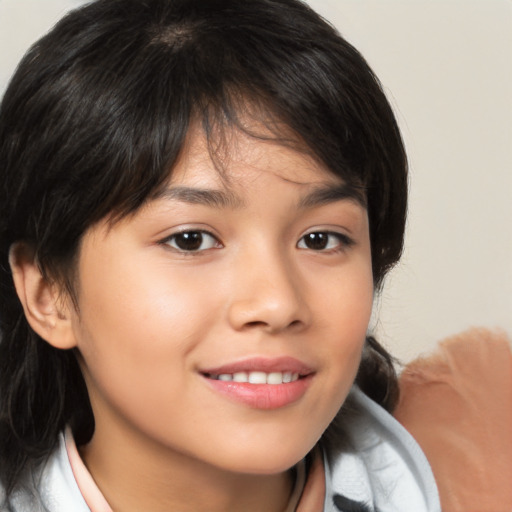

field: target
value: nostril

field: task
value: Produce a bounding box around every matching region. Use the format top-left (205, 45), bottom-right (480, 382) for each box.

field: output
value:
top-left (244, 320), bottom-right (268, 329)
top-left (243, 318), bottom-right (303, 332)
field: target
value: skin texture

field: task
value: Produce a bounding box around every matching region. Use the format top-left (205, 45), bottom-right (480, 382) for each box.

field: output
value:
top-left (11, 125), bottom-right (374, 512)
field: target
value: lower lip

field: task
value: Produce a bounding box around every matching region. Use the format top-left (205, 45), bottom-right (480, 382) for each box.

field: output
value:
top-left (203, 375), bottom-right (313, 410)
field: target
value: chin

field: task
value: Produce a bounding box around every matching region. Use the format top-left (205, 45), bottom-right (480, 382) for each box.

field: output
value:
top-left (215, 439), bottom-right (318, 475)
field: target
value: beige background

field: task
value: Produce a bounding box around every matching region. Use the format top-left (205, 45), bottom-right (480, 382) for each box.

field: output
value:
top-left (1, 0), bottom-right (511, 362)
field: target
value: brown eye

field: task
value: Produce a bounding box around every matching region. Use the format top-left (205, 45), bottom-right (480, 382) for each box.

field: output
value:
top-left (302, 232), bottom-right (329, 250)
top-left (165, 231), bottom-right (220, 252)
top-left (298, 232), bottom-right (353, 252)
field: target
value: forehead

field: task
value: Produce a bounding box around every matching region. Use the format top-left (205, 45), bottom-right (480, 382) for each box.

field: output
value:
top-left (166, 122), bottom-right (345, 194)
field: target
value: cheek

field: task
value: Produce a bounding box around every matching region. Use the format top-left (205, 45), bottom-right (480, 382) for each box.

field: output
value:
top-left (77, 252), bottom-right (216, 348)
top-left (312, 256), bottom-right (374, 342)
top-left (72, 270), bottom-right (213, 444)
top-left (71, 253), bottom-right (221, 408)
top-left (311, 261), bottom-right (373, 403)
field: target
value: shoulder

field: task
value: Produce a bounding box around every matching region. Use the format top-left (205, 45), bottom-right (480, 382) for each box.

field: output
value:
top-left (323, 387), bottom-right (441, 512)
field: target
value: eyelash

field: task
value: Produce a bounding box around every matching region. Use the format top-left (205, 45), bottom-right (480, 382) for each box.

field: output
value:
top-left (161, 229), bottom-right (354, 254)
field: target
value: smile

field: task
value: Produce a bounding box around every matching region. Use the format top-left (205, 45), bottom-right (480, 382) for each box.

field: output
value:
top-left (200, 357), bottom-right (314, 409)
top-left (205, 371), bottom-right (300, 384)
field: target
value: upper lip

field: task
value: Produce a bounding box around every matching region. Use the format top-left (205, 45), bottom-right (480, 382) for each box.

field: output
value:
top-left (200, 356), bottom-right (314, 376)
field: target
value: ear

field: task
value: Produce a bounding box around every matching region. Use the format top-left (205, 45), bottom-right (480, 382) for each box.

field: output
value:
top-left (9, 242), bottom-right (77, 349)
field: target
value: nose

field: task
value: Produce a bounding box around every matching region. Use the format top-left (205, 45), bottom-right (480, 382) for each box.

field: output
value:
top-left (226, 247), bottom-right (311, 334)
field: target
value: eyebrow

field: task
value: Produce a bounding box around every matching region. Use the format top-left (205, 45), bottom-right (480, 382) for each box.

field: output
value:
top-left (154, 186), bottom-right (244, 209)
top-left (298, 183), bottom-right (367, 209)
top-left (153, 182), bottom-right (366, 210)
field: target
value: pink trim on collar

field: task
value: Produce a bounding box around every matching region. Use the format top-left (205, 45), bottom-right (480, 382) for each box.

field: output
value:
top-left (64, 428), bottom-right (113, 512)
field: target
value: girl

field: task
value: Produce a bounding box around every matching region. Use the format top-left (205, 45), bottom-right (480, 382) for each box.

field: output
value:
top-left (0, 0), bottom-right (440, 510)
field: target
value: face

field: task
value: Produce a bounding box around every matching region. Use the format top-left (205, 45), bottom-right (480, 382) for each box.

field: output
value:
top-left (68, 125), bottom-right (373, 476)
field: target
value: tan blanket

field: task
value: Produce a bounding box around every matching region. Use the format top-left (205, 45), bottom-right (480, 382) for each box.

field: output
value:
top-left (394, 328), bottom-right (512, 512)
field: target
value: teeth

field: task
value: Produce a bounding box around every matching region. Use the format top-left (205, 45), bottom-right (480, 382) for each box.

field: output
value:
top-left (211, 371), bottom-right (301, 384)
top-left (248, 371), bottom-right (267, 384)
top-left (267, 372), bottom-right (283, 384)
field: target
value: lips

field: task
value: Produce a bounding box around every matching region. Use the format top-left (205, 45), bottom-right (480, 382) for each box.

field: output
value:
top-left (200, 357), bottom-right (314, 409)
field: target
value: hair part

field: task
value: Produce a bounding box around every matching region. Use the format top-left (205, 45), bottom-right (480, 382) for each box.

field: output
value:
top-left (0, 0), bottom-right (406, 495)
